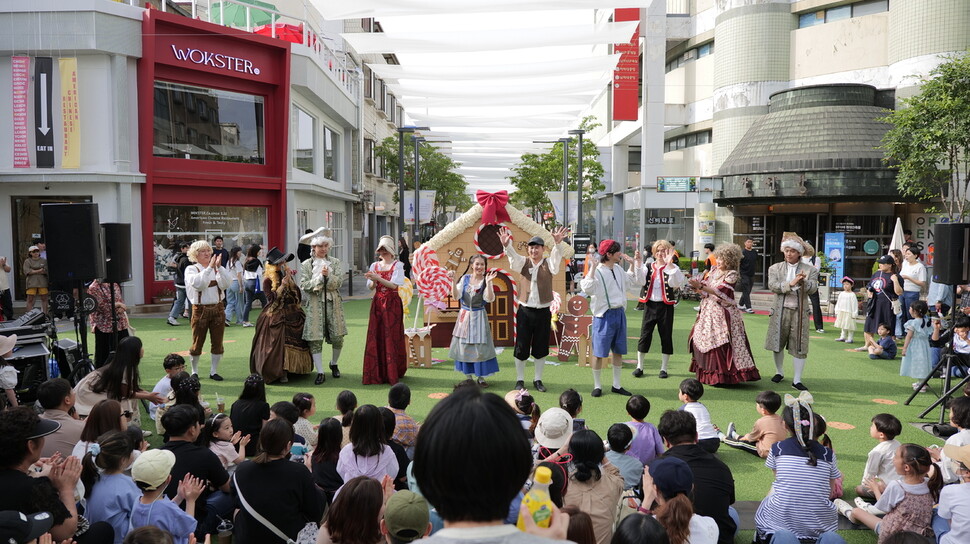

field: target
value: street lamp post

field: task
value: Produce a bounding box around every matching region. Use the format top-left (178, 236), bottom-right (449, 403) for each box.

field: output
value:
top-left (569, 129), bottom-right (586, 233)
top-left (396, 126), bottom-right (429, 242)
top-left (413, 135), bottom-right (425, 243)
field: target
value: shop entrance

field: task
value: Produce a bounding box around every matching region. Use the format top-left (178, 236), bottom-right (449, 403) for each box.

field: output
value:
top-left (10, 196), bottom-right (92, 300)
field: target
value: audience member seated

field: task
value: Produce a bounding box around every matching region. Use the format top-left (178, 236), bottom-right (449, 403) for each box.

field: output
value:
top-left (229, 374), bottom-right (270, 457)
top-left (380, 490), bottom-right (432, 544)
top-left (73, 399), bottom-right (129, 458)
top-left (563, 429), bottom-right (624, 544)
top-left (641, 456), bottom-right (718, 544)
top-left (337, 405), bottom-right (399, 487)
top-left (317, 475), bottom-right (388, 544)
top-left (37, 378), bottom-right (84, 459)
top-left (605, 423), bottom-right (644, 490)
top-left (311, 418), bottom-right (344, 505)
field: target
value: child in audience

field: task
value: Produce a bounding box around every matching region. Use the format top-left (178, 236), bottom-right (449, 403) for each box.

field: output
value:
top-left (270, 400), bottom-right (308, 463)
top-left (641, 456), bottom-right (719, 544)
top-left (624, 394), bottom-right (664, 464)
top-left (834, 277), bottom-right (857, 344)
top-left (559, 388), bottom-right (586, 432)
top-left (150, 354), bottom-right (185, 420)
top-left (855, 413), bottom-right (902, 503)
top-left (935, 443), bottom-right (970, 544)
top-left (930, 396), bottom-right (970, 483)
top-left (604, 423), bottom-right (644, 490)
top-left (292, 392), bottom-right (317, 447)
top-left (900, 301), bottom-right (933, 389)
top-left (229, 373), bottom-right (269, 458)
top-left (201, 413), bottom-right (249, 470)
top-left (835, 444), bottom-right (941, 541)
top-left (124, 424), bottom-right (147, 470)
top-left (505, 389), bottom-right (540, 439)
top-left (81, 431), bottom-right (140, 543)
top-left (0, 335), bottom-right (19, 407)
top-left (678, 379), bottom-right (719, 453)
top-left (387, 383), bottom-right (419, 454)
top-left (310, 417), bottom-right (345, 505)
top-left (722, 390), bottom-right (787, 457)
top-left (336, 389), bottom-right (357, 448)
top-left (869, 323), bottom-right (898, 360)
top-left (754, 399), bottom-right (842, 543)
top-left (130, 449), bottom-right (205, 544)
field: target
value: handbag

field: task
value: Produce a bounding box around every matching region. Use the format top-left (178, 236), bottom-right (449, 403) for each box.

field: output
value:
top-left (233, 474), bottom-right (318, 544)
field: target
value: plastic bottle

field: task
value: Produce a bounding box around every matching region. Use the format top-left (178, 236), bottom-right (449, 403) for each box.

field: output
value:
top-left (516, 466), bottom-right (555, 530)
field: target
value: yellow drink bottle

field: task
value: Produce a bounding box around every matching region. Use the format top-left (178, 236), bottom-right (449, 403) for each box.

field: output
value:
top-left (516, 466), bottom-right (555, 530)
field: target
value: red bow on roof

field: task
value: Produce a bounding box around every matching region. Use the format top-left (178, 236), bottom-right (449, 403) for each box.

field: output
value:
top-left (476, 190), bottom-right (511, 225)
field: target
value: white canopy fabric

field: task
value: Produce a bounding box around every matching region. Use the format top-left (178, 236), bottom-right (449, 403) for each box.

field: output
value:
top-left (400, 94), bottom-right (597, 108)
top-left (312, 0), bottom-right (652, 20)
top-left (341, 21), bottom-right (637, 54)
top-left (366, 54), bottom-right (621, 81)
top-left (407, 116), bottom-right (578, 130)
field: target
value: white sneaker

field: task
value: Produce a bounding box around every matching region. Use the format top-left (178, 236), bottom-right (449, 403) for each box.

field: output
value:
top-left (833, 498), bottom-right (855, 522)
top-left (167, 317), bottom-right (180, 326)
top-left (816, 329), bottom-right (825, 333)
top-left (854, 497), bottom-right (885, 516)
top-left (726, 422), bottom-right (737, 440)
top-left (745, 308), bottom-right (755, 314)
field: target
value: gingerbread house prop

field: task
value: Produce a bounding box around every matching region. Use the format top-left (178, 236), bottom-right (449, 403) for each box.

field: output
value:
top-left (413, 193), bottom-right (575, 348)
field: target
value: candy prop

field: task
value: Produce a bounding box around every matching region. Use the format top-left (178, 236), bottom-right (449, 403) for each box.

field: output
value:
top-left (415, 265), bottom-right (451, 301)
top-left (550, 291), bottom-right (562, 316)
top-left (411, 246), bottom-right (439, 280)
top-left (398, 278), bottom-right (414, 316)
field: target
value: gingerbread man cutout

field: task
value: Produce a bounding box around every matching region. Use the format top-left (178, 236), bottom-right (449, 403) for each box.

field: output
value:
top-left (445, 247), bottom-right (468, 273)
top-left (558, 295), bottom-right (593, 361)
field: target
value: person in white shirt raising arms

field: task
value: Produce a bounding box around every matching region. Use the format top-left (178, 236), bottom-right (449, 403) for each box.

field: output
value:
top-left (184, 240), bottom-right (232, 381)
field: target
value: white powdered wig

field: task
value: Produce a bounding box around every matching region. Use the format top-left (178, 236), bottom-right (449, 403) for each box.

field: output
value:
top-left (310, 236), bottom-right (333, 248)
top-left (780, 240), bottom-right (804, 254)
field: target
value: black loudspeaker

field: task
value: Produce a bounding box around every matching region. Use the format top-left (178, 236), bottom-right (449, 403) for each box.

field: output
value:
top-left (932, 223), bottom-right (970, 285)
top-left (102, 223), bottom-right (132, 284)
top-left (41, 203), bottom-right (105, 284)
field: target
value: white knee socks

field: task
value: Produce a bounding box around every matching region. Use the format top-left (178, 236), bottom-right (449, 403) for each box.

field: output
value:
top-left (636, 351), bottom-right (645, 370)
top-left (592, 368), bottom-right (602, 390)
top-left (773, 351), bottom-right (784, 375)
top-left (661, 354), bottom-right (670, 372)
top-left (534, 358), bottom-right (545, 381)
top-left (330, 348), bottom-right (342, 367)
top-left (515, 358), bottom-right (526, 382)
top-left (312, 352), bottom-right (323, 374)
top-left (210, 354), bottom-right (222, 376)
top-left (846, 330), bottom-right (854, 343)
top-left (190, 355), bottom-right (200, 376)
top-left (793, 357), bottom-right (806, 385)
top-left (612, 365), bottom-right (623, 388)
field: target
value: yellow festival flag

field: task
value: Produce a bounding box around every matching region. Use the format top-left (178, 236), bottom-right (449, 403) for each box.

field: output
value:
top-left (59, 58), bottom-right (79, 169)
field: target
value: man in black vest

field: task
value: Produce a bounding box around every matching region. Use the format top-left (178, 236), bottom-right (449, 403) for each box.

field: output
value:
top-left (501, 226), bottom-right (569, 393)
top-left (634, 240), bottom-right (685, 379)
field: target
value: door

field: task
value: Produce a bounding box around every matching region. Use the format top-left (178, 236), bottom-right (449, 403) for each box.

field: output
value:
top-left (488, 273), bottom-right (514, 346)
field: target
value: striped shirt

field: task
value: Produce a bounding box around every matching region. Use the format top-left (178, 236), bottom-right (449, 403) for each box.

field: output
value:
top-left (754, 438), bottom-right (842, 540)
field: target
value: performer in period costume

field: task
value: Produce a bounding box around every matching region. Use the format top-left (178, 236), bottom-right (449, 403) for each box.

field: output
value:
top-left (764, 233), bottom-right (819, 391)
top-left (579, 239), bottom-right (640, 397)
top-left (634, 239), bottom-right (686, 379)
top-left (362, 235), bottom-right (407, 385)
top-left (300, 235), bottom-right (348, 385)
top-left (249, 248), bottom-right (312, 384)
top-left (184, 240), bottom-right (232, 380)
top-left (500, 226), bottom-right (570, 393)
top-left (688, 243), bottom-right (760, 385)
top-left (449, 255), bottom-right (499, 387)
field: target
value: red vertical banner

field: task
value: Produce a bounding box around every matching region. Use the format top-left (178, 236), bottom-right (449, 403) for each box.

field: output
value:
top-left (12, 56), bottom-right (30, 168)
top-left (613, 8), bottom-right (640, 122)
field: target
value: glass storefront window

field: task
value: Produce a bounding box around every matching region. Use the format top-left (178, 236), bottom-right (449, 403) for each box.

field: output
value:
top-left (323, 126), bottom-right (338, 180)
top-left (293, 107), bottom-right (315, 173)
top-left (153, 81), bottom-right (265, 164)
top-left (152, 205), bottom-right (267, 281)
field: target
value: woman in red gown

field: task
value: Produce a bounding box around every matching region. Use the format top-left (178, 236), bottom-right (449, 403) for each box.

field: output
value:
top-left (362, 235), bottom-right (407, 385)
top-left (688, 243), bottom-right (761, 385)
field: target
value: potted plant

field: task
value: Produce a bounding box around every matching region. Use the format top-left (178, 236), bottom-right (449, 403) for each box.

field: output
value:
top-left (818, 254), bottom-right (835, 303)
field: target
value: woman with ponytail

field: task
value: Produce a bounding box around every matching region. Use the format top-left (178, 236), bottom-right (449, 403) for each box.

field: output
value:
top-left (82, 430), bottom-right (140, 544)
top-left (754, 393), bottom-right (844, 544)
top-left (564, 429), bottom-right (624, 544)
top-left (640, 456), bottom-right (717, 544)
top-left (505, 389), bottom-right (541, 439)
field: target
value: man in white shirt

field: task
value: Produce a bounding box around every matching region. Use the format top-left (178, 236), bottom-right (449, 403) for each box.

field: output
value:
top-left (184, 240), bottom-right (232, 381)
top-left (500, 227), bottom-right (570, 393)
top-left (635, 239), bottom-right (685, 379)
top-left (0, 255), bottom-right (11, 320)
top-left (579, 239), bottom-right (640, 397)
top-left (764, 233), bottom-right (818, 391)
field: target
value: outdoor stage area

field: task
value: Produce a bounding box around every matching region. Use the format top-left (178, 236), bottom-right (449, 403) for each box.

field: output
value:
top-left (124, 297), bottom-right (941, 543)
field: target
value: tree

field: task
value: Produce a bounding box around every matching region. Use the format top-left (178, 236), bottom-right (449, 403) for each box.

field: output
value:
top-left (882, 52), bottom-right (970, 222)
top-left (375, 136), bottom-right (473, 228)
top-left (508, 115), bottom-right (605, 224)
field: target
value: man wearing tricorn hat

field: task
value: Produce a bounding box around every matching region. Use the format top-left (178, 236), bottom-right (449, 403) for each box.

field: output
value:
top-left (500, 226), bottom-right (570, 393)
top-left (764, 232), bottom-right (818, 391)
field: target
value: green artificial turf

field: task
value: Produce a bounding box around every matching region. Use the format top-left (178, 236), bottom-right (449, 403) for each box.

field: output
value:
top-left (129, 299), bottom-right (942, 543)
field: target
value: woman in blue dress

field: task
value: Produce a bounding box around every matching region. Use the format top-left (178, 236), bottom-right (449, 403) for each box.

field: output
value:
top-left (449, 255), bottom-right (499, 387)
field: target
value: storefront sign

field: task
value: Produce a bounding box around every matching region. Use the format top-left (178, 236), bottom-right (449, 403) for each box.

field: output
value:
top-left (697, 206), bottom-right (715, 245)
top-left (34, 57), bottom-right (54, 168)
top-left (59, 58), bottom-right (80, 169)
top-left (823, 232), bottom-right (845, 287)
top-left (403, 190), bottom-right (436, 225)
top-left (657, 177), bottom-right (697, 192)
top-left (12, 56), bottom-right (30, 168)
top-left (170, 45), bottom-right (261, 75)
top-left (572, 233), bottom-right (592, 256)
top-left (750, 216), bottom-right (763, 231)
top-left (646, 217), bottom-right (675, 225)
top-left (910, 214), bottom-right (944, 266)
top-left (612, 8), bottom-right (640, 122)
top-left (863, 239), bottom-right (880, 255)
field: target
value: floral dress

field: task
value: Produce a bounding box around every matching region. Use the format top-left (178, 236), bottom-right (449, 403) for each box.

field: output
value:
top-left (688, 268), bottom-right (760, 385)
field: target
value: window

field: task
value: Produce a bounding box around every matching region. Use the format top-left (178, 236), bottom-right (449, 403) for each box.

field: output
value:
top-left (293, 107), bottom-right (315, 174)
top-left (363, 66), bottom-right (373, 99)
top-left (853, 0), bottom-right (888, 17)
top-left (325, 211), bottom-right (345, 260)
top-left (153, 81), bottom-right (264, 164)
top-left (663, 130), bottom-right (712, 153)
top-left (798, 11), bottom-right (824, 28)
top-left (364, 138), bottom-right (374, 174)
top-left (628, 147), bottom-right (641, 172)
top-left (323, 126), bottom-right (338, 180)
top-left (152, 205), bottom-right (266, 281)
top-left (826, 5), bottom-right (851, 22)
top-left (797, 0), bottom-right (888, 28)
top-left (696, 43), bottom-right (713, 58)
top-left (665, 42), bottom-right (714, 73)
